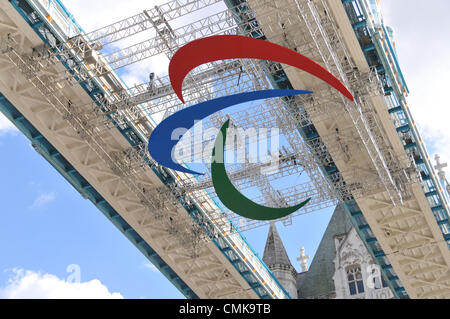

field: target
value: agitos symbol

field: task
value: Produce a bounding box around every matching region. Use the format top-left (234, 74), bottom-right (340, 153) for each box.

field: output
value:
top-left (148, 35), bottom-right (354, 221)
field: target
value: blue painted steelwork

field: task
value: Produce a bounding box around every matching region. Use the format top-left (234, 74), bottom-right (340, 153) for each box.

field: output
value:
top-left (381, 24), bottom-right (409, 94)
top-left (8, 0), bottom-right (289, 299)
top-left (224, 0), bottom-right (407, 299)
top-left (0, 92), bottom-right (199, 299)
top-left (342, 0), bottom-right (450, 249)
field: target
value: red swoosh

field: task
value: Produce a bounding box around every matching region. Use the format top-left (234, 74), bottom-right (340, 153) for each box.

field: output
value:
top-left (169, 35), bottom-right (354, 103)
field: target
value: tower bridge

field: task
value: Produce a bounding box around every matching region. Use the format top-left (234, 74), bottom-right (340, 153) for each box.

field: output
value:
top-left (0, 0), bottom-right (449, 299)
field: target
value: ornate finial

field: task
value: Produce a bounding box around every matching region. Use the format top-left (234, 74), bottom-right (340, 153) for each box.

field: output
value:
top-left (296, 246), bottom-right (310, 272)
top-left (434, 154), bottom-right (447, 180)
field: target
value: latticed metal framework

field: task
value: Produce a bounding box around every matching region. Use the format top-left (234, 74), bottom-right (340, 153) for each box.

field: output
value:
top-left (0, 0), bottom-right (426, 245)
top-left (2, 0), bottom-right (449, 299)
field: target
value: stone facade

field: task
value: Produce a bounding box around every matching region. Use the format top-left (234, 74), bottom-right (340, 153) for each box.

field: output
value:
top-left (332, 227), bottom-right (394, 299)
top-left (263, 205), bottom-right (394, 299)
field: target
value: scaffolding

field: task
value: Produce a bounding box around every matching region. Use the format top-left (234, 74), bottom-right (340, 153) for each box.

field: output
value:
top-left (4, 0), bottom-right (450, 300)
top-left (5, 0), bottom-right (424, 237)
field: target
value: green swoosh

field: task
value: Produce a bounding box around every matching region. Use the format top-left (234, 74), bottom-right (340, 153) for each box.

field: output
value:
top-left (211, 119), bottom-right (311, 221)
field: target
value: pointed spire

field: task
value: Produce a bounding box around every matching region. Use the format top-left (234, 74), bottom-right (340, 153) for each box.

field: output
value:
top-left (263, 222), bottom-right (293, 268)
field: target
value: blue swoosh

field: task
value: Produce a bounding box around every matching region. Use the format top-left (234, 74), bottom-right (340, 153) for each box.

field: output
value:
top-left (148, 89), bottom-right (312, 175)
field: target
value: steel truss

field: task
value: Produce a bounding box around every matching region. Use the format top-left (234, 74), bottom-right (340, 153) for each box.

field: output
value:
top-left (3, 35), bottom-right (220, 258)
top-left (293, 0), bottom-right (416, 204)
top-left (28, 2), bottom-right (317, 90)
top-left (6, 0), bottom-right (448, 299)
top-left (7, 0), bottom-right (419, 236)
top-left (30, 0), bottom-right (224, 65)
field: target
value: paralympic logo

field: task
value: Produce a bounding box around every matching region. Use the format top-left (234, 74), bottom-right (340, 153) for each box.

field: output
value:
top-left (148, 35), bottom-right (354, 221)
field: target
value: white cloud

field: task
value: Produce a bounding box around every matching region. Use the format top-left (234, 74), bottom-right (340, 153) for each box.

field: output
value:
top-left (62, 0), bottom-right (166, 32)
top-left (380, 0), bottom-right (450, 171)
top-left (142, 263), bottom-right (159, 272)
top-left (0, 269), bottom-right (123, 299)
top-left (0, 113), bottom-right (17, 135)
top-left (30, 192), bottom-right (56, 209)
top-left (62, 0), bottom-right (226, 86)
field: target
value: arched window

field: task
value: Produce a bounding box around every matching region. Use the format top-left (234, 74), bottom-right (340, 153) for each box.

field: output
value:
top-left (346, 265), bottom-right (364, 295)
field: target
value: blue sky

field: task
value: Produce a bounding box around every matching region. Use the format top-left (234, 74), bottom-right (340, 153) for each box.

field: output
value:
top-left (0, 125), bottom-right (333, 298)
top-left (0, 128), bottom-right (185, 298)
top-left (0, 0), bottom-right (449, 298)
